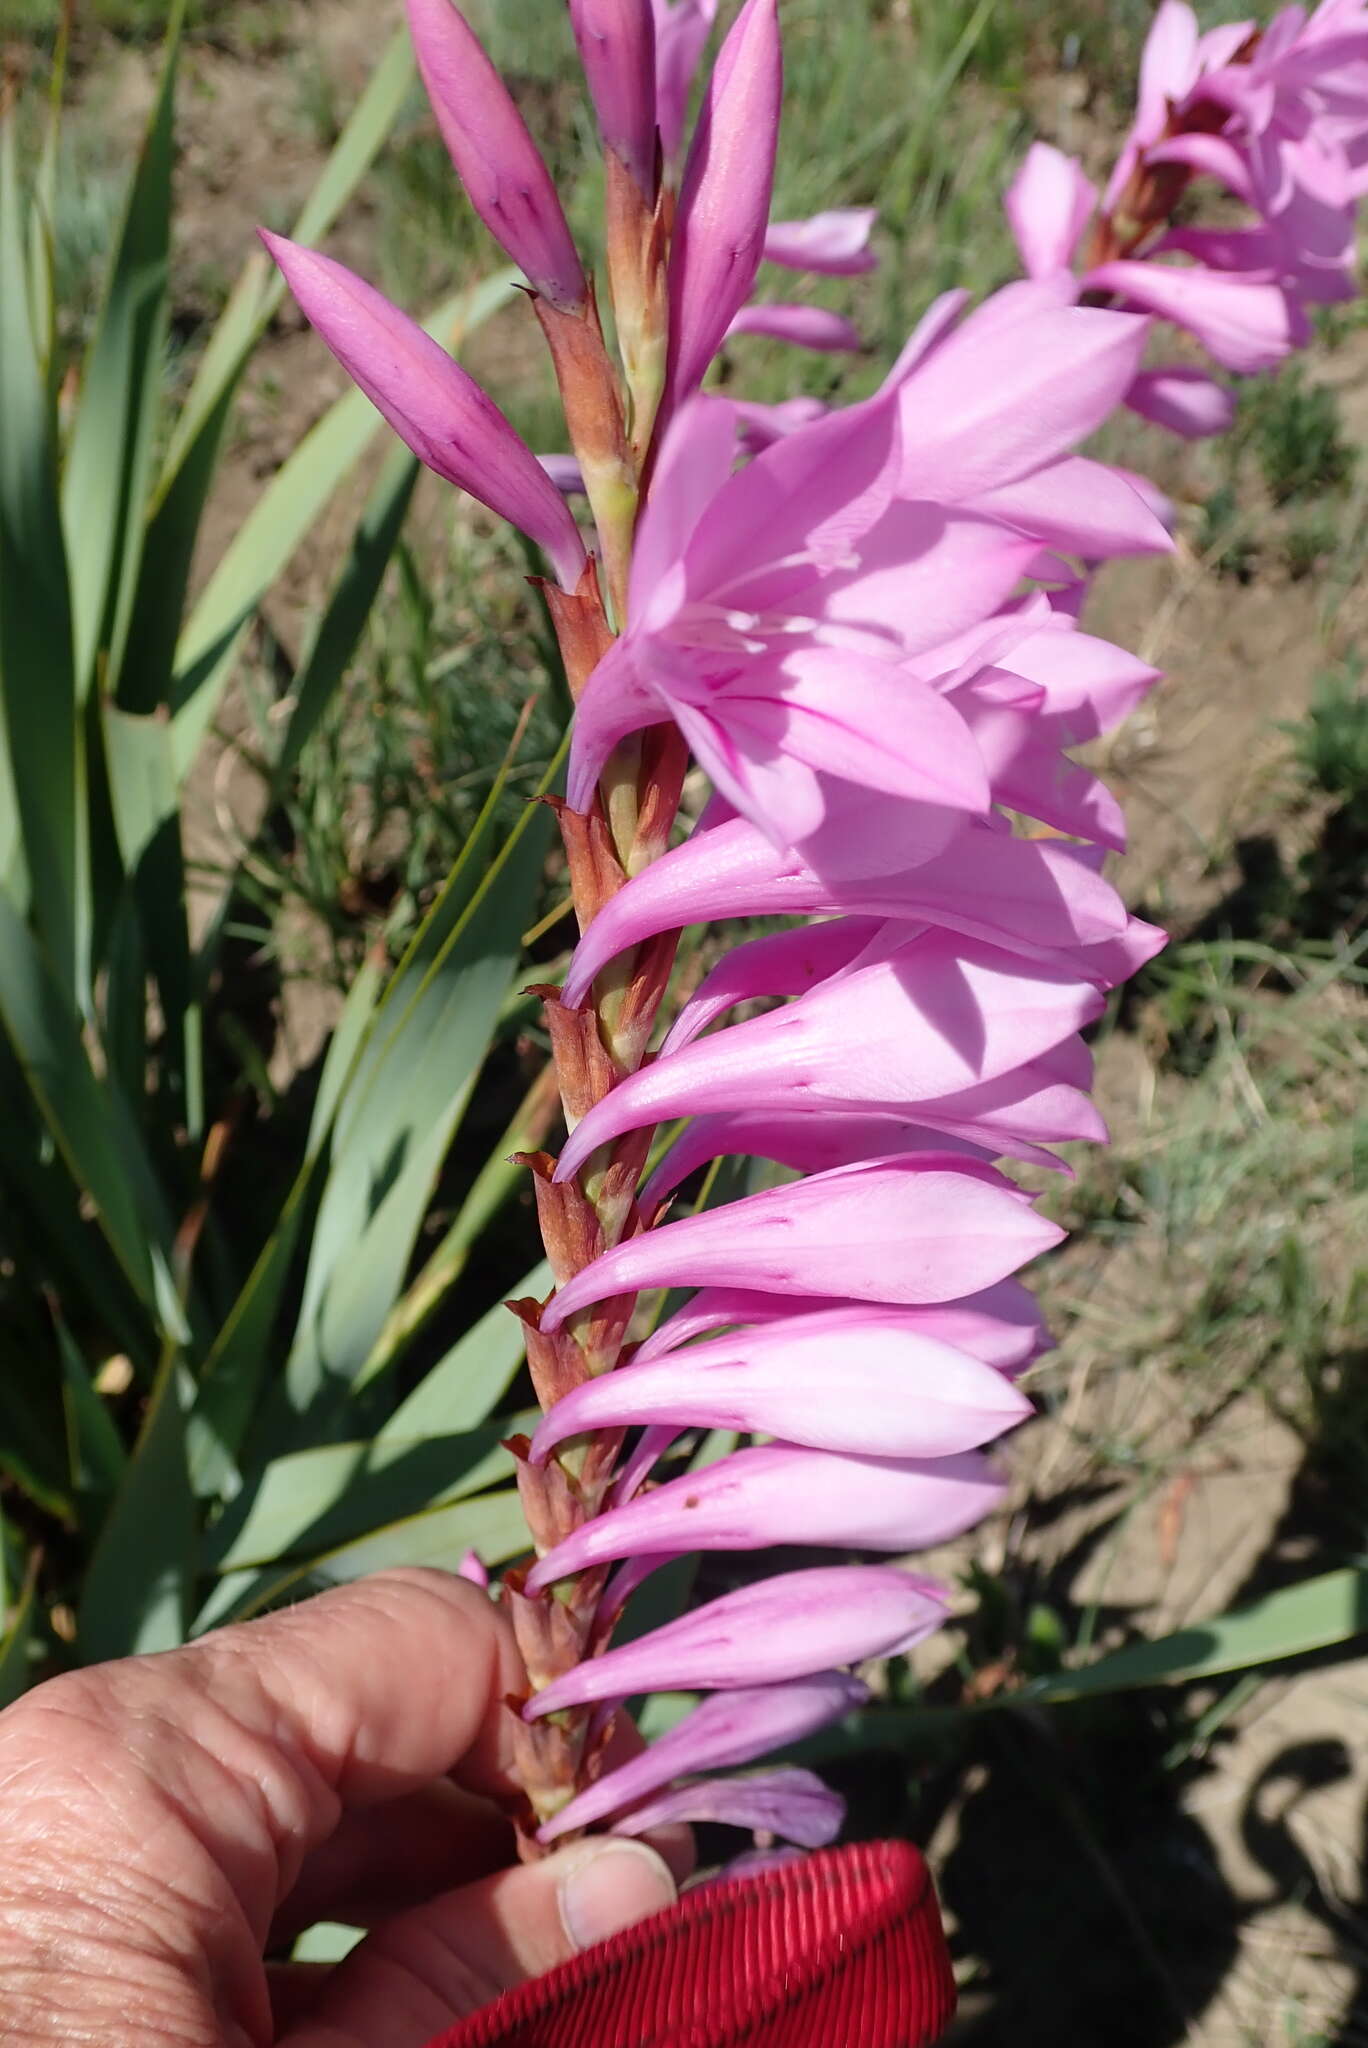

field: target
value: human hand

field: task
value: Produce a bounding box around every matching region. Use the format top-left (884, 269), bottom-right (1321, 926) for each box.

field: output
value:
top-left (0, 1568), bottom-right (682, 2047)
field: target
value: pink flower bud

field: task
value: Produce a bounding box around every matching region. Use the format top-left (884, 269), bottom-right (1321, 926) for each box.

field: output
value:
top-left (538, 1155), bottom-right (1064, 1332)
top-left (652, 0), bottom-right (719, 166)
top-left (406, 0), bottom-right (587, 311)
top-left (527, 1444), bottom-right (1005, 1589)
top-left (1124, 367), bottom-right (1237, 439)
top-left (570, 0), bottom-right (658, 195)
top-left (611, 1768), bottom-right (844, 1846)
top-left (726, 304), bottom-right (864, 352)
top-left (259, 235), bottom-right (586, 590)
top-left (665, 0), bottom-right (782, 406)
top-left (635, 1279), bottom-right (1051, 1374)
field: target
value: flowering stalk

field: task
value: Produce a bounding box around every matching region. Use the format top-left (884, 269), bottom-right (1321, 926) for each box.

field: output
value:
top-left (267, 0), bottom-right (1368, 1865)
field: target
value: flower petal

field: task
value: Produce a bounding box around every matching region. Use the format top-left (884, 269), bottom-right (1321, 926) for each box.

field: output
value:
top-left (523, 1565), bottom-right (948, 1715)
top-left (539, 1674), bottom-right (867, 1842)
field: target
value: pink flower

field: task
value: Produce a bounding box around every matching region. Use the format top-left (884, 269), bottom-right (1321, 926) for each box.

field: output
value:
top-left (539, 1155), bottom-right (1064, 1332)
top-left (570, 0), bottom-right (659, 197)
top-left (1007, 3), bottom-right (1368, 388)
top-left (538, 1674), bottom-right (867, 1843)
top-left (530, 1304), bottom-right (1032, 1464)
top-left (406, 0), bottom-right (587, 311)
top-left (566, 287), bottom-right (1152, 852)
top-left (259, 235), bottom-right (587, 590)
top-left (523, 1566), bottom-right (948, 1715)
top-left (664, 0), bottom-right (782, 410)
top-left (553, 929), bottom-right (1103, 1181)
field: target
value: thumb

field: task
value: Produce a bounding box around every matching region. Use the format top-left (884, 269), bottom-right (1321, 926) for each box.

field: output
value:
top-left (279, 1837), bottom-right (679, 2047)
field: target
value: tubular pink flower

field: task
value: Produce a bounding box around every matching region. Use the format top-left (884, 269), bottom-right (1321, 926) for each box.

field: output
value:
top-left (406, 0), bottom-right (587, 311)
top-left (530, 1307), bottom-right (1031, 1465)
top-left (609, 1768), bottom-right (845, 1846)
top-left (538, 1674), bottom-right (868, 1843)
top-left (553, 931), bottom-right (1103, 1181)
top-left (526, 1444), bottom-right (1005, 1589)
top-left (523, 1566), bottom-right (948, 1716)
top-left (569, 0), bottom-right (658, 196)
top-left (636, 1068), bottom-right (1106, 1203)
top-left (259, 235), bottom-right (587, 590)
top-left (664, 0), bottom-right (782, 408)
top-left (538, 1155), bottom-right (1064, 1334)
top-left (631, 1280), bottom-right (1051, 1373)
top-left (559, 810), bottom-right (1130, 1007)
top-left (726, 303), bottom-right (865, 352)
top-left (763, 208), bottom-right (879, 275)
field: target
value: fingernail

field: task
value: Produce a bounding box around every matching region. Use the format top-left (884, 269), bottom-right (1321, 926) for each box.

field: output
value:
top-left (558, 1839), bottom-right (678, 1951)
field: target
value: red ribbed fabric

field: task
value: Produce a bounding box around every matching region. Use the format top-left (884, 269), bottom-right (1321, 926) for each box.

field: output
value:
top-left (422, 1839), bottom-right (956, 2048)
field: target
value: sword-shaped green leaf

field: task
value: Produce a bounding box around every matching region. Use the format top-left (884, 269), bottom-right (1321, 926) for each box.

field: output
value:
top-left (79, 1346), bottom-right (197, 1661)
top-left (61, 2), bottom-right (182, 708)
top-left (0, 112), bottom-right (79, 994)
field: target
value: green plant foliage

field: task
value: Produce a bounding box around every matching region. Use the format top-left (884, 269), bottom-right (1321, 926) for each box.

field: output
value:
top-left (1289, 655), bottom-right (1368, 808)
top-left (1248, 364), bottom-right (1358, 507)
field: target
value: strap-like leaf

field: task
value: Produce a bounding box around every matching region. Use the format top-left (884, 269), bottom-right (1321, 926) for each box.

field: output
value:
top-left (129, 28), bottom-right (418, 713)
top-left (61, 1), bottom-right (182, 708)
top-left (0, 884), bottom-right (180, 1323)
top-left (205, 1419), bottom-right (528, 1573)
top-left (1027, 1567), bottom-right (1368, 1702)
top-left (79, 1346), bottom-right (197, 1661)
top-left (193, 1487), bottom-right (530, 1633)
top-left (375, 1263), bottom-right (554, 1439)
top-left (0, 114), bottom-right (80, 995)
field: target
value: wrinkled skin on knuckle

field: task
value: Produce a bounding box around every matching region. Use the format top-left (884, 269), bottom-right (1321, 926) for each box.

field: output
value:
top-left (0, 1671), bottom-right (271, 2046)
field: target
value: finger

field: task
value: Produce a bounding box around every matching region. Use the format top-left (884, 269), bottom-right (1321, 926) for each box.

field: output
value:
top-left (2, 1569), bottom-right (524, 1964)
top-left (279, 1838), bottom-right (679, 2048)
top-left (274, 1782), bottom-right (514, 1937)
top-left (268, 1961), bottom-right (334, 2033)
